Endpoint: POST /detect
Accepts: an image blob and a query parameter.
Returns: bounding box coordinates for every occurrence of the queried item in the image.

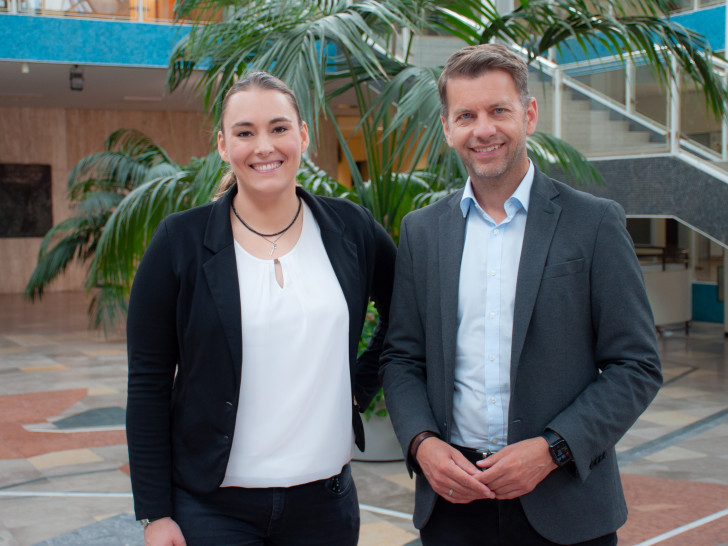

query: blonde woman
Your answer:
[126,72,396,545]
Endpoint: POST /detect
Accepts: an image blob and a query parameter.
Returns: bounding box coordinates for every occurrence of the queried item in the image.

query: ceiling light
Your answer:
[69,65,84,91]
[21,63,29,74]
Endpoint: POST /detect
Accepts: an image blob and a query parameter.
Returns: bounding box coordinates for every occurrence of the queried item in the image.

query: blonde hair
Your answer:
[214,72,303,200]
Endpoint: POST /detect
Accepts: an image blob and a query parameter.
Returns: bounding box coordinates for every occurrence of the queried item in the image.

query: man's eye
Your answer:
[459,113,472,120]
[494,108,506,115]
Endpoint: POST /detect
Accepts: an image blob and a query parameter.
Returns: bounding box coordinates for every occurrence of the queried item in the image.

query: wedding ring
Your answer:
[448,488,454,497]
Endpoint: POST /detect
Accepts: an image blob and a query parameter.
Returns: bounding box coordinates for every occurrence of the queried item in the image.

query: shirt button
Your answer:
[493,229,500,236]
[489,312,496,319]
[489,269,496,276]
[490,397,497,404]
[488,354,495,361]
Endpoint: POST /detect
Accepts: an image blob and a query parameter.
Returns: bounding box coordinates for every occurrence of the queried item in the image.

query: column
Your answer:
[723,249,727,337]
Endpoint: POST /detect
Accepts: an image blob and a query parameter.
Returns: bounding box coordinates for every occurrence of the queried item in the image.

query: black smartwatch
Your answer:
[542,430,572,466]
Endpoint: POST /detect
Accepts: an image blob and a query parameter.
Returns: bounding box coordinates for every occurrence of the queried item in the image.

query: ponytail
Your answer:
[213,169,236,201]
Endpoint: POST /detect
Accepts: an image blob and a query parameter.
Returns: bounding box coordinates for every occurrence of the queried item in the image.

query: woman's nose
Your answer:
[255,134,274,155]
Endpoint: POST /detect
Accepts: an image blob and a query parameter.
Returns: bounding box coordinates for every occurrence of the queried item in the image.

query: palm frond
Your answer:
[298,157,353,199]
[68,129,178,198]
[87,152,224,307]
[527,132,602,185]
[168,0,424,134]
[438,0,728,119]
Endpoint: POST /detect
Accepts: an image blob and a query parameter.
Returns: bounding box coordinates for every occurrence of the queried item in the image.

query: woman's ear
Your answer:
[300,121,310,155]
[217,131,229,162]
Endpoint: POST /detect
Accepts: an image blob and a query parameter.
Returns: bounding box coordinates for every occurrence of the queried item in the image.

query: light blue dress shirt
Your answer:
[450,162,534,453]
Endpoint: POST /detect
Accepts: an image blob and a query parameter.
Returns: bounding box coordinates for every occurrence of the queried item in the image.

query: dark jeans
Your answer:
[420,496,618,546]
[173,464,359,546]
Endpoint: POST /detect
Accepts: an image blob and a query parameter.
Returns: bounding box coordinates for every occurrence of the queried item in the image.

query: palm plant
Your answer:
[168,0,728,239]
[28,0,728,331]
[25,129,226,331]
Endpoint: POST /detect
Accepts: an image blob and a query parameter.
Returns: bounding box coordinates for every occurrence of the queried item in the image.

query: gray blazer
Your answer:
[380,170,662,544]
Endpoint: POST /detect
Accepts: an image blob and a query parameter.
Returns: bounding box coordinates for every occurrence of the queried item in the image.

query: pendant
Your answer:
[269,243,277,256]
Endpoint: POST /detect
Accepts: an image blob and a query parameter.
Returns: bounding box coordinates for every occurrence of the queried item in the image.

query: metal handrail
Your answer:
[635,245,689,271]
[515,44,728,168]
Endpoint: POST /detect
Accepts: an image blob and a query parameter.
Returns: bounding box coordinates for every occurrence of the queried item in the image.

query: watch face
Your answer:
[551,439,571,465]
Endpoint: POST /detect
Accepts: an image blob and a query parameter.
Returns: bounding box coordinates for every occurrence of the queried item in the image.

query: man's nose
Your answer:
[472,116,496,139]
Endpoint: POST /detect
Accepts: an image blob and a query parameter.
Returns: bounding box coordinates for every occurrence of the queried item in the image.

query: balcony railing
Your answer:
[0,0,216,22]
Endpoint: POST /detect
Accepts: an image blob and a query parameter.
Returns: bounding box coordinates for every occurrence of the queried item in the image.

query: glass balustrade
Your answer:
[0,0,217,22]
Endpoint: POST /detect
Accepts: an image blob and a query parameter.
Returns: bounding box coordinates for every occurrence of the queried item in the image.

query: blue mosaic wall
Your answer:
[554,5,725,65]
[0,14,190,67]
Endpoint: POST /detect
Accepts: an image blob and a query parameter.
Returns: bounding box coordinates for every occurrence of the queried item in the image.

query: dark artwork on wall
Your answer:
[0,164,53,238]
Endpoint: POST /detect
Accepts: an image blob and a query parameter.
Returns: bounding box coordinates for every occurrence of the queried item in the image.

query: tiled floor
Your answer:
[0,292,726,545]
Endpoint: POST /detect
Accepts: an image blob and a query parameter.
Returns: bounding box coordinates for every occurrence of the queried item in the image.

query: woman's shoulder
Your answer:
[304,192,375,226]
[159,200,217,231]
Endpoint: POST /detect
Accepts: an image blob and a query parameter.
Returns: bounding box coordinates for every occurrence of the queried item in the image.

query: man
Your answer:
[380,44,662,545]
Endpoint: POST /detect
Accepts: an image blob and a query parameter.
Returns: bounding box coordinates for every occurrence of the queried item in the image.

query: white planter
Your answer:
[354,414,403,462]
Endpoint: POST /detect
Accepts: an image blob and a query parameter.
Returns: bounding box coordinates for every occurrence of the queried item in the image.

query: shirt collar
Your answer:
[459,160,534,218]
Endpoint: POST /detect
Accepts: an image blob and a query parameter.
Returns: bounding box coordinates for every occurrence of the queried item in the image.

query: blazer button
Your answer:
[223,435,230,441]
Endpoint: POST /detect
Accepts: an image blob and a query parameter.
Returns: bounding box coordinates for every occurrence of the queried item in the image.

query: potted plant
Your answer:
[353,303,403,462]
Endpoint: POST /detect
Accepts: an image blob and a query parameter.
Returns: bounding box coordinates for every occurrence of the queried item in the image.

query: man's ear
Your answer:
[441,115,454,148]
[525,97,538,136]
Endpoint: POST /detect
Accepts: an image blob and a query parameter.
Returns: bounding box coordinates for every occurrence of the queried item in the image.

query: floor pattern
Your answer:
[0,292,726,545]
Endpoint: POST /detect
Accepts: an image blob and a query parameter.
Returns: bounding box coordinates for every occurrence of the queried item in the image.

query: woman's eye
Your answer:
[236,131,252,138]
[273,126,289,134]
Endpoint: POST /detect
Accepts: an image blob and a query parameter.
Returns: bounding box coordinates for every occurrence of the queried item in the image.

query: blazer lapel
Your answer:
[510,172,561,381]
[202,187,243,386]
[438,191,466,407]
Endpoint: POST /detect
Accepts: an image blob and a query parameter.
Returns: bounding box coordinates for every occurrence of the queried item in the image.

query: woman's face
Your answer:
[218,88,309,199]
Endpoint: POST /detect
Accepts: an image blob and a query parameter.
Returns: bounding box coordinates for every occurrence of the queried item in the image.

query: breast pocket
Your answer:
[542,258,584,279]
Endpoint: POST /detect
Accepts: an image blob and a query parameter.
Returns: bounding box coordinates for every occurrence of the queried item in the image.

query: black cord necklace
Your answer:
[231,196,302,256]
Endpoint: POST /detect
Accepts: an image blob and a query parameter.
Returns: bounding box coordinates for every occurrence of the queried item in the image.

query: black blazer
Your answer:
[126,185,396,520]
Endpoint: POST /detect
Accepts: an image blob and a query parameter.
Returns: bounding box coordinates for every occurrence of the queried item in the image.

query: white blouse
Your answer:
[222,202,353,488]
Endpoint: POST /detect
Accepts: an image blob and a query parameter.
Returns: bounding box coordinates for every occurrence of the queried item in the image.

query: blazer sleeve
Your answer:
[546,201,662,480]
[125,219,180,520]
[380,216,441,468]
[354,212,397,411]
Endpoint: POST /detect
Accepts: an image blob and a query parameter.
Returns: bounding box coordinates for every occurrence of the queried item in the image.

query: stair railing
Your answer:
[517,45,728,168]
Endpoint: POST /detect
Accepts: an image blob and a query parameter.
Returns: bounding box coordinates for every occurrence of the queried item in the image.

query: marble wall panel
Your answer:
[0,106,211,294]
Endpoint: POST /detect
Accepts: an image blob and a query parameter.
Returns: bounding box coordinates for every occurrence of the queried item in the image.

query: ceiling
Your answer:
[0,60,205,112]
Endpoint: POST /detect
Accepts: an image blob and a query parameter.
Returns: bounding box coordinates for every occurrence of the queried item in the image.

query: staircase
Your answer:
[525,71,728,248]
[529,74,667,157]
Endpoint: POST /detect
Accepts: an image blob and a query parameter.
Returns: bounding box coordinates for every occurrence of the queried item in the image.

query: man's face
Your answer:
[441,69,537,189]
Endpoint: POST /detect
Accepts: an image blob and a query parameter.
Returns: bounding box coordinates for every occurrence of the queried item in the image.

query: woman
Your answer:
[126,72,396,545]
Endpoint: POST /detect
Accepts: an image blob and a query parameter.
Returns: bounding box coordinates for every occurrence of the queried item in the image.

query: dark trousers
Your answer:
[173,464,359,546]
[420,496,618,546]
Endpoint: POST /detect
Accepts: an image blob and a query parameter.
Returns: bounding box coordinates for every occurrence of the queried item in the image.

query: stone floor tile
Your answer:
[359,520,418,546]
[1,293,727,545]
